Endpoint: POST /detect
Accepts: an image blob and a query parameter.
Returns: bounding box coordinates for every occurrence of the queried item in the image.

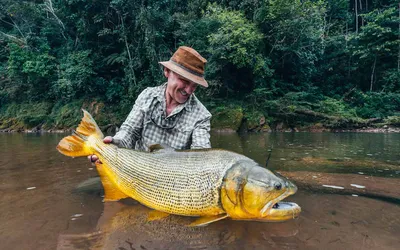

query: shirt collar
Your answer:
[155,82,194,113]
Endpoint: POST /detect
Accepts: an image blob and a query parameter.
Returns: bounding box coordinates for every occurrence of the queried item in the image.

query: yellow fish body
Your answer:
[57,110,301,226]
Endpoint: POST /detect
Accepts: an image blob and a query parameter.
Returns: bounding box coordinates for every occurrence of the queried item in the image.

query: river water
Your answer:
[0,132,399,250]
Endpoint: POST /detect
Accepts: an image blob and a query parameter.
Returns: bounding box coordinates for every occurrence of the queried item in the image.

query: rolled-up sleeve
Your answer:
[112,89,150,148]
[191,115,211,149]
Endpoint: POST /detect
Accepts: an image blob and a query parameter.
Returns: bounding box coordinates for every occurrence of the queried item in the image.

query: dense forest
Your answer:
[0,0,399,132]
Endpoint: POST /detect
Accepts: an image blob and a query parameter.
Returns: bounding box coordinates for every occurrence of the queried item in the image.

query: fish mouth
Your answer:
[260,185,300,220]
[270,201,300,213]
[260,188,292,215]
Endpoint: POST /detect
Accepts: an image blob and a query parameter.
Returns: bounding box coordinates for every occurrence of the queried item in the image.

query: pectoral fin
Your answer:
[189,214,229,227]
[96,163,128,201]
[147,210,171,221]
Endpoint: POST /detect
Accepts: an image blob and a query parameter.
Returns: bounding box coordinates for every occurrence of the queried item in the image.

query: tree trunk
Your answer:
[398,3,400,73]
[360,0,364,27]
[345,20,348,48]
[118,13,137,86]
[355,0,358,34]
[44,0,66,40]
[370,56,376,92]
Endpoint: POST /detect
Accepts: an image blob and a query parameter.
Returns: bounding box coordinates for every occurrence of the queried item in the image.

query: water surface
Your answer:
[0,132,399,249]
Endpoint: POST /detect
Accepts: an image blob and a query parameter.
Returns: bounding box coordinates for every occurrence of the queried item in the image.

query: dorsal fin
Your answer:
[148,144,164,152]
[148,144,175,153]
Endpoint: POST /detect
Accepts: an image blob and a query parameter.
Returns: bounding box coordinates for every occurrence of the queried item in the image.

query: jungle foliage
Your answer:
[0,0,399,129]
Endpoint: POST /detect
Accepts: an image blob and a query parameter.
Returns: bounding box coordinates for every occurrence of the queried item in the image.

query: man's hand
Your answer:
[87,136,113,164]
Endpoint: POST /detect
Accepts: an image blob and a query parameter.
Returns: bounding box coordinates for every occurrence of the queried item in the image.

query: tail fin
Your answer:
[56,109,104,157]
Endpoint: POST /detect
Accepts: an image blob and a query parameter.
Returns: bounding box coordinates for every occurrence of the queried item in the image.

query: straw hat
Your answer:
[159,46,208,88]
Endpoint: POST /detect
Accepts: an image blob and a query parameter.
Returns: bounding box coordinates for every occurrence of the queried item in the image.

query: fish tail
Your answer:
[56,109,104,157]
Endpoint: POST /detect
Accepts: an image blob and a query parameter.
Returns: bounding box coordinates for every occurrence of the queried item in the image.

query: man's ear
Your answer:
[163,68,170,78]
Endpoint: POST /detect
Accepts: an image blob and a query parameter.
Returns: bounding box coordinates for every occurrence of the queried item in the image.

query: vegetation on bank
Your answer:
[0,0,399,132]
[1,97,400,133]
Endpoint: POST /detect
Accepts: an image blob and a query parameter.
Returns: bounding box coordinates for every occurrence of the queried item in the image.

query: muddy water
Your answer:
[0,132,399,250]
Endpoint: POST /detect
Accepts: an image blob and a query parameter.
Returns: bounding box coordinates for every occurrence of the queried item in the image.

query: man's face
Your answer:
[165,69,197,104]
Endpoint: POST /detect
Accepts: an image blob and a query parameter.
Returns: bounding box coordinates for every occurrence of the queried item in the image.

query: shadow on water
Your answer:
[57,199,304,250]
[58,181,400,250]
[1,132,400,249]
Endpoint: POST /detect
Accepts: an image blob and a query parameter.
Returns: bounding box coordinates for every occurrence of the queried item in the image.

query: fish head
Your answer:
[221,160,301,222]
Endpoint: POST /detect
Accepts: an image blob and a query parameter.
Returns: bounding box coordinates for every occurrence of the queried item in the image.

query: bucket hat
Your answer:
[159,46,208,87]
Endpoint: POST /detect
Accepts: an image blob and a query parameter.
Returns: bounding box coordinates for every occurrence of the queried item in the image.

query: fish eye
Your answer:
[274,183,282,190]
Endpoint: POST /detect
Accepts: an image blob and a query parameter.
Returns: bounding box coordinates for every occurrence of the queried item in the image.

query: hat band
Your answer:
[170,59,204,78]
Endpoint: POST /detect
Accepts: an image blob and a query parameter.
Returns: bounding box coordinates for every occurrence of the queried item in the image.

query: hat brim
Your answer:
[159,61,208,88]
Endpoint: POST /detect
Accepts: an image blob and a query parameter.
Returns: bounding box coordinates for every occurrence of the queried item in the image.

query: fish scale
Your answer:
[94,138,249,215]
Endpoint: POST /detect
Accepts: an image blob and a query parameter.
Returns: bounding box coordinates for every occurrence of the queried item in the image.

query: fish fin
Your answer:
[188,214,229,227]
[148,144,164,152]
[56,109,104,157]
[148,143,174,152]
[56,133,91,157]
[77,109,104,139]
[74,177,102,193]
[147,210,171,221]
[97,163,128,201]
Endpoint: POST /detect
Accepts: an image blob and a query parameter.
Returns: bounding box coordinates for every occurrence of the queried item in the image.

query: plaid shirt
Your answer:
[113,83,212,150]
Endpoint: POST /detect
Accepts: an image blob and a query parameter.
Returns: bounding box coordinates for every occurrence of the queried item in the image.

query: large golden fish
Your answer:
[57,110,301,226]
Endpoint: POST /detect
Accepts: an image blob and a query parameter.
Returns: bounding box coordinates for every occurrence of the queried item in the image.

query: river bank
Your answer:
[1,100,399,134]
[1,125,400,134]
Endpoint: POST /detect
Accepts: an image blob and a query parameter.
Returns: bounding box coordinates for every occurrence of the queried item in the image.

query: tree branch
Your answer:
[0,31,26,46]
[44,0,66,40]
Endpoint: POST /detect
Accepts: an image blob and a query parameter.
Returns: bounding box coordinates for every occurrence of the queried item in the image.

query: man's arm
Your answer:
[190,116,211,149]
[112,89,150,148]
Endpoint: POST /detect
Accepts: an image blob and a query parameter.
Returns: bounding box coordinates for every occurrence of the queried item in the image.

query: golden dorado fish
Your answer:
[57,110,301,226]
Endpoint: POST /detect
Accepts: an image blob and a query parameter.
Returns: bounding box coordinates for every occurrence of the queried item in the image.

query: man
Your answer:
[89,46,211,163]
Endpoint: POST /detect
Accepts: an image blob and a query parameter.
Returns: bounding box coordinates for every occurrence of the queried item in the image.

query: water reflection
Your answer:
[58,199,303,250]
[211,132,400,175]
[0,133,399,249]
[56,190,400,250]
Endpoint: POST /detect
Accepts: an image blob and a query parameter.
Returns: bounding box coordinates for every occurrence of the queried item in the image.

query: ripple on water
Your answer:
[322,185,345,189]
[350,184,366,189]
